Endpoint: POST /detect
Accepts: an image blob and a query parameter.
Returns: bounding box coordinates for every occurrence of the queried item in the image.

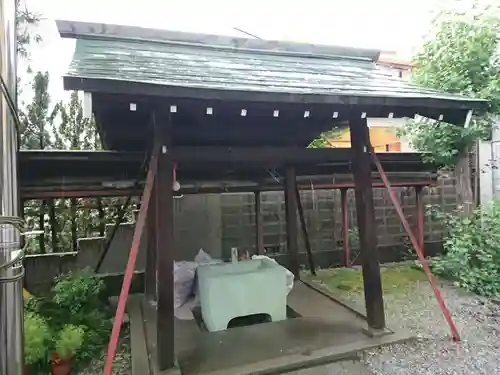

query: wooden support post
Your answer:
[70,197,77,252]
[415,186,425,255]
[349,117,386,331]
[39,199,46,253]
[145,179,158,302]
[340,188,350,267]
[156,133,175,371]
[97,198,105,236]
[255,191,264,255]
[295,184,316,275]
[284,167,300,280]
[48,198,58,252]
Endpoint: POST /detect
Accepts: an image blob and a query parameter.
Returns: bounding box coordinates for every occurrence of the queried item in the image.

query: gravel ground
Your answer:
[78,277,500,375]
[353,280,500,375]
[77,326,131,375]
[284,271,500,375]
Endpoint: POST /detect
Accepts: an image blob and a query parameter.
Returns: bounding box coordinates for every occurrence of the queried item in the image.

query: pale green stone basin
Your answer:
[197,258,288,332]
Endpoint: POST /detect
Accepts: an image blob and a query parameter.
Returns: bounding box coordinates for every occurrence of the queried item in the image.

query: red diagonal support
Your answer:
[371,152,460,342]
[103,147,159,375]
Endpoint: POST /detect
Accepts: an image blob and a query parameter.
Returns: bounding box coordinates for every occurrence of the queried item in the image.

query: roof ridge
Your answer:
[57,20,381,62]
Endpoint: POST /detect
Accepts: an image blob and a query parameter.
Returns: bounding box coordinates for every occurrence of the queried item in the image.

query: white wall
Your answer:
[479,118,500,204]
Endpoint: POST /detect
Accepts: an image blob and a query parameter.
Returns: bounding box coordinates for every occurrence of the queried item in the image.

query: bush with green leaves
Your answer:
[24,312,50,365]
[55,324,85,360]
[52,268,105,315]
[52,269,112,365]
[430,200,500,296]
[24,269,113,373]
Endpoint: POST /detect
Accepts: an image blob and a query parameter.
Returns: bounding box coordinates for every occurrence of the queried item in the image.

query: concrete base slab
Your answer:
[361,327,391,338]
[286,359,374,375]
[157,368,183,375]
[129,282,415,375]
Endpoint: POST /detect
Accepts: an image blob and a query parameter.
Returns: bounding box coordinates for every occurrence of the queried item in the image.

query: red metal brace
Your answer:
[371,151,460,342]
[103,146,159,375]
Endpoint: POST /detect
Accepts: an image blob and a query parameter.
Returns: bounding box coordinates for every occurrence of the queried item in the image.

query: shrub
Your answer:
[24,294,40,313]
[50,269,112,365]
[55,324,85,360]
[52,268,105,315]
[430,200,500,296]
[24,312,50,364]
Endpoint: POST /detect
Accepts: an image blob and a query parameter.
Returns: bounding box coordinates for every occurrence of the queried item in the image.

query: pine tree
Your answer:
[19,71,56,150]
[54,92,97,150]
[16,0,41,59]
[18,71,59,253]
[53,91,102,251]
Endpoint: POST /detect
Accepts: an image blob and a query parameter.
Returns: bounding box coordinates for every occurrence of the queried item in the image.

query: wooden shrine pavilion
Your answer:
[22,20,487,375]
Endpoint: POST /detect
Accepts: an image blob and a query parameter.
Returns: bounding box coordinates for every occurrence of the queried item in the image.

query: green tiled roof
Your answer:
[59,21,486,111]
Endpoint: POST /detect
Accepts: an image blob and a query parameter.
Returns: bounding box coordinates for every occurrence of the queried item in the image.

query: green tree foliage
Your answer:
[19,72,57,149]
[52,91,108,253]
[19,71,136,254]
[54,92,97,150]
[19,72,109,254]
[15,5,123,254]
[19,72,57,253]
[430,201,500,296]
[400,4,500,212]
[16,0,41,59]
[402,15,500,166]
[307,126,344,148]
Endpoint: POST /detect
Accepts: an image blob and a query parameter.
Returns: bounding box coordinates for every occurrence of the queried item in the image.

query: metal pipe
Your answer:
[0,1,24,374]
[103,145,159,375]
[371,151,460,341]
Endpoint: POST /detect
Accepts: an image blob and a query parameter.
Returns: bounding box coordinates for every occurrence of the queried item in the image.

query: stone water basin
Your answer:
[197,258,288,332]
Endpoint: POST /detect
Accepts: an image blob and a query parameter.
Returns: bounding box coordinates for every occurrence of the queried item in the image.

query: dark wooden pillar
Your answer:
[284,167,300,279]
[48,198,58,252]
[38,200,46,253]
[415,186,425,255]
[296,185,316,275]
[156,139,175,370]
[340,188,350,267]
[255,191,264,255]
[349,117,385,331]
[145,179,158,302]
[97,198,105,237]
[70,198,77,252]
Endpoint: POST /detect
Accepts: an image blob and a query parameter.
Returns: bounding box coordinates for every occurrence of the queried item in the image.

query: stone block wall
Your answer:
[24,175,456,292]
[218,175,456,262]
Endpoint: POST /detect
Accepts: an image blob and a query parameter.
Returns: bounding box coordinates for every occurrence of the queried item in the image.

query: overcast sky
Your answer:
[21,0,443,102]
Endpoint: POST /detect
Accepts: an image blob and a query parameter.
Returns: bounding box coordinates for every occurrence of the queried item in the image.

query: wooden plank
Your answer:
[172,146,353,166]
[349,117,385,331]
[156,125,175,370]
[295,185,316,275]
[284,167,300,279]
[128,296,151,375]
[48,198,58,252]
[415,186,425,255]
[20,177,436,199]
[17,148,431,165]
[341,188,350,267]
